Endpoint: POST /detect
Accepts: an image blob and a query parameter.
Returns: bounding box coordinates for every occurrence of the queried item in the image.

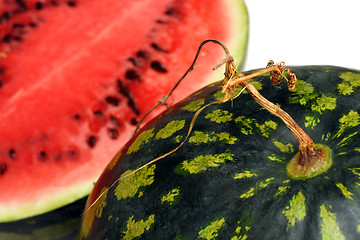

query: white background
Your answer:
[242,0,360,70]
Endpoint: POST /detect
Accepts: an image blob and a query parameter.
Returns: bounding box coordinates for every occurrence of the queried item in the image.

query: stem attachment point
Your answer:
[286,144,332,180]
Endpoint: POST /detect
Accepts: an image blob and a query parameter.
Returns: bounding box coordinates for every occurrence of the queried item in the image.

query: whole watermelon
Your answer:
[80,65,360,239]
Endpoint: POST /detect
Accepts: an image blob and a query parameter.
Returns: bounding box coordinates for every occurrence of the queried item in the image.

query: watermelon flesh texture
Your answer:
[0,0,248,221]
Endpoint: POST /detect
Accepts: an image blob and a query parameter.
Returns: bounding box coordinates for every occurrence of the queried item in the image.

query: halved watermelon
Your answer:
[0,198,86,239]
[0,0,248,221]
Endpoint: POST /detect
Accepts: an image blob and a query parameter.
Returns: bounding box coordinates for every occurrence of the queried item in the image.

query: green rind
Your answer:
[0,181,93,223]
[0,198,86,240]
[225,0,248,67]
[81,66,360,239]
[189,0,248,90]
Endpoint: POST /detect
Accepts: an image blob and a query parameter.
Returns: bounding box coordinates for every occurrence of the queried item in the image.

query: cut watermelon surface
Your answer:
[0,0,248,221]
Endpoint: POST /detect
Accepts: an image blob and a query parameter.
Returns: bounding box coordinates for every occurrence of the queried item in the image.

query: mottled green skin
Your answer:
[80,66,360,240]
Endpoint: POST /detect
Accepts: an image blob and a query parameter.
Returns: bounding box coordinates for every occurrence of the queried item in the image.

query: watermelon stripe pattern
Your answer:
[80,66,360,239]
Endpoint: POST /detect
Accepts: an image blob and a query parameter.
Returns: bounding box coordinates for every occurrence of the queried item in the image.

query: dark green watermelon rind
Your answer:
[82,66,360,239]
[0,197,87,240]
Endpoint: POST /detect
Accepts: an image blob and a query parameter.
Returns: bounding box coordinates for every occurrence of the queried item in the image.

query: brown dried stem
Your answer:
[219,50,316,166]
[239,81,316,165]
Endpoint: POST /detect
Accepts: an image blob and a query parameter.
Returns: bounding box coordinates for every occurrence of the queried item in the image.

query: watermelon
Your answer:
[0,198,86,240]
[0,0,248,222]
[79,62,360,239]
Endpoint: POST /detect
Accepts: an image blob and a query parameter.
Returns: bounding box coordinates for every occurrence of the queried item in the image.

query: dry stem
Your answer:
[85,40,321,214]
[219,51,316,165]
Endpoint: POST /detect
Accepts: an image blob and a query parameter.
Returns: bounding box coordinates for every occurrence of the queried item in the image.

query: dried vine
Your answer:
[85,39,315,213]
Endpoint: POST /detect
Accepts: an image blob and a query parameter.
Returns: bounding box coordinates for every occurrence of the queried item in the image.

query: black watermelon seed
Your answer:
[29,22,38,28]
[0,12,11,22]
[136,50,149,59]
[13,36,22,42]
[117,80,139,114]
[68,150,78,159]
[156,19,167,24]
[3,34,12,43]
[87,136,97,148]
[73,114,81,120]
[117,80,131,98]
[110,116,120,126]
[0,81,3,88]
[0,68,4,75]
[0,164,7,175]
[35,2,44,10]
[105,96,120,106]
[69,150,77,157]
[9,149,16,159]
[150,61,167,73]
[165,7,179,18]
[39,151,47,160]
[13,23,25,29]
[94,111,104,118]
[108,128,119,139]
[128,100,140,115]
[125,69,141,81]
[128,57,140,67]
[130,118,139,126]
[151,43,168,53]
[16,0,28,12]
[67,1,76,7]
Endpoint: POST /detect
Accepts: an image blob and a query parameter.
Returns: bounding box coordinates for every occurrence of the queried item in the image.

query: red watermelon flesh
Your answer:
[0,0,248,221]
